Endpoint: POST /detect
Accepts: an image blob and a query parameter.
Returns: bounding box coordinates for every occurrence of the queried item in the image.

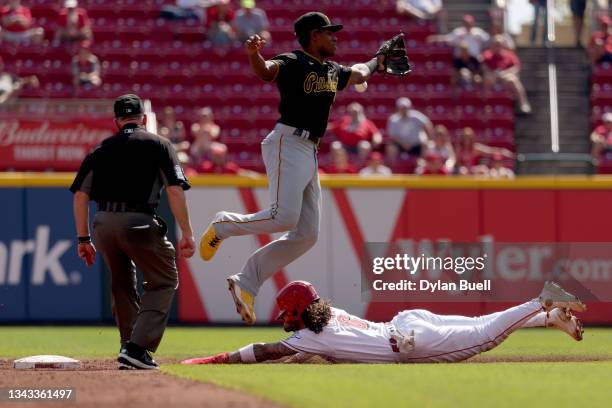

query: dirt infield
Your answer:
[0,359,282,408]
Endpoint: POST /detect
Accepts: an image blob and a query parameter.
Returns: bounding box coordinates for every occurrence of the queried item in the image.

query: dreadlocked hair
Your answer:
[301,299,332,334]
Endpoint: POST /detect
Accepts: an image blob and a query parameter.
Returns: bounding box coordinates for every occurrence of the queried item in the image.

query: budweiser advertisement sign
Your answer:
[0,119,114,171]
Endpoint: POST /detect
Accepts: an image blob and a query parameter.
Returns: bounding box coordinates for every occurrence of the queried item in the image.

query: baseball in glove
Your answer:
[374,33,412,76]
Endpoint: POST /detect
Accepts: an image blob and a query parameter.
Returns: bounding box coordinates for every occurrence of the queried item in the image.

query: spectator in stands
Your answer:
[0,56,39,104]
[415,151,450,175]
[529,0,548,46]
[482,35,531,114]
[329,102,382,155]
[385,97,434,163]
[198,142,239,174]
[0,0,44,44]
[487,18,515,50]
[159,106,190,154]
[591,112,612,159]
[396,0,445,31]
[160,0,207,21]
[206,0,235,46]
[487,152,515,179]
[54,0,92,47]
[455,127,513,175]
[452,41,483,88]
[323,141,358,174]
[233,0,270,43]
[588,16,612,65]
[198,141,258,176]
[359,152,392,176]
[72,43,101,91]
[589,36,612,64]
[420,124,455,173]
[570,0,587,48]
[427,14,489,58]
[178,151,199,178]
[190,106,220,162]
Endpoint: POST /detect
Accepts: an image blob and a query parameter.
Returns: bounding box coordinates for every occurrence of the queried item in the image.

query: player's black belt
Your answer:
[97,201,156,215]
[278,122,321,145]
[292,128,321,145]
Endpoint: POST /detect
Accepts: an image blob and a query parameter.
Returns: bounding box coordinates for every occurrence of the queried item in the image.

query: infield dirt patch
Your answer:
[0,359,282,408]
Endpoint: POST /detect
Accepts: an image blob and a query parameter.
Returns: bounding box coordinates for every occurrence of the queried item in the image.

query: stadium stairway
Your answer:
[515,47,592,174]
[444,0,491,31]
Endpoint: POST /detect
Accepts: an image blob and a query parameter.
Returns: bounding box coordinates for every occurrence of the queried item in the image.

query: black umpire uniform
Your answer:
[70,94,190,369]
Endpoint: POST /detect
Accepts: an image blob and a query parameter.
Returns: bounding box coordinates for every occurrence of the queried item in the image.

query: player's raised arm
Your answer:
[347,56,385,86]
[181,342,297,365]
[347,34,411,86]
[245,34,279,82]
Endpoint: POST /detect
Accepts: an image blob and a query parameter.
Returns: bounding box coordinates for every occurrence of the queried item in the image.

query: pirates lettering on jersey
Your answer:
[271,50,352,139]
[303,72,338,94]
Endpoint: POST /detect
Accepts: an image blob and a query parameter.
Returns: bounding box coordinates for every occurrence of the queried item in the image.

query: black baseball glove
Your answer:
[374,34,412,76]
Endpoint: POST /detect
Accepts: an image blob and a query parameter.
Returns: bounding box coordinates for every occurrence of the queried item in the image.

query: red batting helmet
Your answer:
[275,281,319,320]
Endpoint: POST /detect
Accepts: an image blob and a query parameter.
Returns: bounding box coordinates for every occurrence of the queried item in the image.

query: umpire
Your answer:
[70,94,196,370]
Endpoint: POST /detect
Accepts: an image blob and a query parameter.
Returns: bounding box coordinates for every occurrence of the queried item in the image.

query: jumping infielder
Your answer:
[182,281,585,364]
[199,12,395,324]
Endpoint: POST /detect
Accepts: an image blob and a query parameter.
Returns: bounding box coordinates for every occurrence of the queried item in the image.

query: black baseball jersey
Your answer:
[271,50,352,139]
[70,124,190,206]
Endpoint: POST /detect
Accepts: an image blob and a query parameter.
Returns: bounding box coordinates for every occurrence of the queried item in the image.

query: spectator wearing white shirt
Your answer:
[385,97,434,163]
[427,14,489,58]
[359,152,392,176]
[233,0,270,43]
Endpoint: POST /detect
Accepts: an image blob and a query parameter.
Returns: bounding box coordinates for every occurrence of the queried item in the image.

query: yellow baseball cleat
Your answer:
[227,277,256,325]
[199,223,223,261]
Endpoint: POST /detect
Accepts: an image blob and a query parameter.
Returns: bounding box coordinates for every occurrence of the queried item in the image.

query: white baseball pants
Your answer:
[391,300,545,363]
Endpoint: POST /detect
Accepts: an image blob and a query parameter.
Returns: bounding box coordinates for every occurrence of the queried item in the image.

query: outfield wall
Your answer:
[1,174,612,324]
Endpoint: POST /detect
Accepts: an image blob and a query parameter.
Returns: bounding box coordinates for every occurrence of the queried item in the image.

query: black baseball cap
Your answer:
[294,12,343,38]
[113,94,144,118]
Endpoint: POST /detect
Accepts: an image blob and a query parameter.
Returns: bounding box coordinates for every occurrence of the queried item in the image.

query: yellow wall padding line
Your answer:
[3,173,612,189]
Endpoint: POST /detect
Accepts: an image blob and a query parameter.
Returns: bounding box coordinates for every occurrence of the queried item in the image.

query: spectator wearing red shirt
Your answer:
[588,16,612,65]
[455,127,513,175]
[591,112,612,159]
[190,106,220,162]
[323,141,358,174]
[0,0,44,44]
[329,102,382,155]
[198,142,258,176]
[54,0,93,46]
[206,0,235,46]
[416,151,450,175]
[482,35,531,114]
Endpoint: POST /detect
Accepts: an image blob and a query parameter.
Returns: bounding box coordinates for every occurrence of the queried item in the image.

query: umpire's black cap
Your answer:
[294,12,343,38]
[114,94,144,118]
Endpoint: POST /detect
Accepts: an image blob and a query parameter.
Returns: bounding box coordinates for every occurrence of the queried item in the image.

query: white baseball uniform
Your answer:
[281,302,546,363]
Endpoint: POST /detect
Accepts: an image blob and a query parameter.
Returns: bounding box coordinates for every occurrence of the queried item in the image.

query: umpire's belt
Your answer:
[277,122,321,146]
[97,201,156,215]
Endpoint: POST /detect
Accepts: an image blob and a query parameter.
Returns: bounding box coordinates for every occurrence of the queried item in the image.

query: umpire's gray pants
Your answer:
[213,123,321,296]
[93,212,178,352]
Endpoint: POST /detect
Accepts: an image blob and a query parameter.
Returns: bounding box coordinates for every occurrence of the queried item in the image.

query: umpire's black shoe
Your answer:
[118,342,159,370]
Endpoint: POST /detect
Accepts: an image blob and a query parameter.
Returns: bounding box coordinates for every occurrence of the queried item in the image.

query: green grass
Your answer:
[2,326,612,407]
